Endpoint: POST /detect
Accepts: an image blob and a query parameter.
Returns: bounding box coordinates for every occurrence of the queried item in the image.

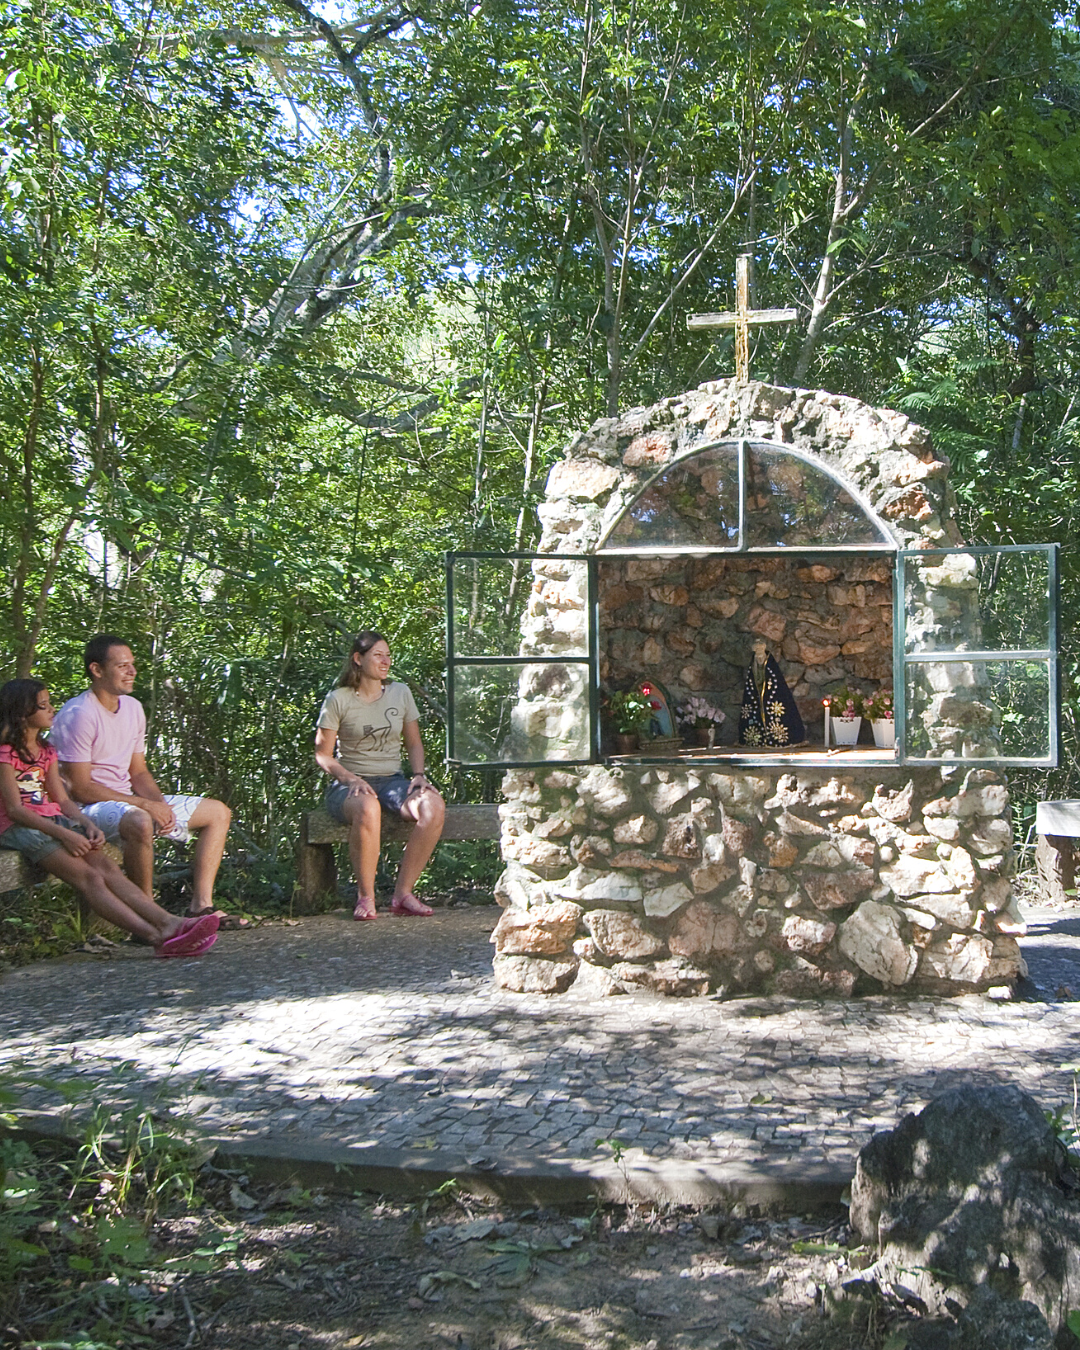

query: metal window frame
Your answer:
[446,551,600,769]
[445,512,1060,773]
[597,437,895,555]
[894,544,1059,768]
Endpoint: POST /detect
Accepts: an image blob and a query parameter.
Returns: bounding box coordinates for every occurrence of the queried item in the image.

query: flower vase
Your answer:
[615,732,639,754]
[832,715,861,746]
[872,719,895,749]
[694,727,716,747]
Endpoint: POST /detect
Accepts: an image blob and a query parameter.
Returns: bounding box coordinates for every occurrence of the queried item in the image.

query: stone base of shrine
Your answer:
[491,764,1024,998]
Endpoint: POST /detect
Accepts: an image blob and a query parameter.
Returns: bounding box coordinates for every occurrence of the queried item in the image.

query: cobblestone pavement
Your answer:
[1,903,1077,1183]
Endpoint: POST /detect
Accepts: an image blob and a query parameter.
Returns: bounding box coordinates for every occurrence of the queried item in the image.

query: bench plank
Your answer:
[294,803,501,912]
[0,848,43,894]
[304,803,500,846]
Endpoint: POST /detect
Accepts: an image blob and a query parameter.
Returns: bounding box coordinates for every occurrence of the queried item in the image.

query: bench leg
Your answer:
[294,818,338,915]
[1036,833,1075,906]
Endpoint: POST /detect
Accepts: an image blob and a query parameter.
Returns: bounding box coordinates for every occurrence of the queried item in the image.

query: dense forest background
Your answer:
[2,0,1079,901]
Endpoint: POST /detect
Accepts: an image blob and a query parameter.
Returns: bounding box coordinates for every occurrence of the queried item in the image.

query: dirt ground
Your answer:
[107,1175,908,1350]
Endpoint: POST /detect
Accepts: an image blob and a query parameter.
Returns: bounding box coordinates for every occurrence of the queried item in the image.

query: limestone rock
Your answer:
[721,815,756,855]
[643,880,694,918]
[613,814,659,845]
[553,867,644,905]
[802,841,844,869]
[879,854,955,897]
[690,860,736,894]
[623,428,677,467]
[968,818,1013,855]
[648,780,691,814]
[572,836,612,869]
[493,863,542,909]
[578,766,636,818]
[919,933,993,985]
[838,901,918,986]
[849,1085,1080,1336]
[987,935,1025,981]
[585,909,666,960]
[661,815,700,859]
[493,953,578,993]
[668,901,740,959]
[904,890,977,930]
[546,459,621,501]
[776,810,829,839]
[611,959,711,996]
[774,959,856,998]
[872,781,914,823]
[708,772,768,817]
[572,961,625,996]
[805,867,875,911]
[765,833,799,868]
[506,835,573,873]
[610,849,680,873]
[782,915,837,956]
[944,846,979,891]
[490,900,583,955]
[924,816,962,843]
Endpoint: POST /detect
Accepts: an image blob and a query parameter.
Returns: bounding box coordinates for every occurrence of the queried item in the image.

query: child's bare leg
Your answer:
[84,851,183,932]
[43,851,180,945]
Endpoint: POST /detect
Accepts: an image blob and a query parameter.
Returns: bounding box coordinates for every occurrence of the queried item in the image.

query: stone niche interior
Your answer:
[598,553,893,744]
[490,380,1024,1000]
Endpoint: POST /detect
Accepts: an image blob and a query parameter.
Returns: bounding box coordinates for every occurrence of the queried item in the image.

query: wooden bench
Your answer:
[294,803,502,913]
[0,849,45,895]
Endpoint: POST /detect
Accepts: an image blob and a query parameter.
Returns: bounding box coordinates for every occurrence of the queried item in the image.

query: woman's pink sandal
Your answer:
[390,893,433,917]
[353,897,378,921]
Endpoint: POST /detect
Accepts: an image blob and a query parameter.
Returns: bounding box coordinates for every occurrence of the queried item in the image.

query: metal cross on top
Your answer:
[687,254,797,384]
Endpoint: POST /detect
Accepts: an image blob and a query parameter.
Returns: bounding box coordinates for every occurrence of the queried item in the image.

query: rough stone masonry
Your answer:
[490,380,1025,998]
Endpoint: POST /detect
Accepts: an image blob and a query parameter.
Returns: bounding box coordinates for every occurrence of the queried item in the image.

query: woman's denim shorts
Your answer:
[325,774,413,823]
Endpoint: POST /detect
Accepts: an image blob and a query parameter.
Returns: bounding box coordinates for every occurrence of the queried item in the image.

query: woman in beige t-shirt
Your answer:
[315,631,445,919]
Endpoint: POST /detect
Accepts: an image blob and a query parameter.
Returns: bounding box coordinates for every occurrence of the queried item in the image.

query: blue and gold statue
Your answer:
[739,640,806,747]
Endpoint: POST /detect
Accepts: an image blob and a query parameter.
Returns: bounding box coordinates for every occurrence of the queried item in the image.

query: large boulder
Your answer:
[848,1085,1080,1338]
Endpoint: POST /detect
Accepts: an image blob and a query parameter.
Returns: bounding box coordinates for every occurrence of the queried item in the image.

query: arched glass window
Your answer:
[601,439,893,553]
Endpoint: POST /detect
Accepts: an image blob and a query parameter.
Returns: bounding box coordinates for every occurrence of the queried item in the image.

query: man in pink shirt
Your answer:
[52,634,234,922]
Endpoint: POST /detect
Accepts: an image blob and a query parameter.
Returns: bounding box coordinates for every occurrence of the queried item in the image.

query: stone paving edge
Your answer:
[4,1110,850,1211]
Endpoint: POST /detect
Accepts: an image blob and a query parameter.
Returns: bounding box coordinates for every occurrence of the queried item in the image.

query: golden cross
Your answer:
[687,254,797,383]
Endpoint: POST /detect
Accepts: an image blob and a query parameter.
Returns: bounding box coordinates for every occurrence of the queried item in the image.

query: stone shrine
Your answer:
[487,380,1029,997]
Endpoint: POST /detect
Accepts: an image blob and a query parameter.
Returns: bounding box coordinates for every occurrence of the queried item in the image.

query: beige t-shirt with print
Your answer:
[316,682,420,777]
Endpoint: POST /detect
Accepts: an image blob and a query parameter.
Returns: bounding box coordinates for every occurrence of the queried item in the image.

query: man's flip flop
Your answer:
[390,894,433,917]
[156,912,219,958]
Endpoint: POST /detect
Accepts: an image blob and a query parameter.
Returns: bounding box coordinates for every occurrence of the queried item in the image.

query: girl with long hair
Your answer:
[0,679,218,957]
[314,631,445,919]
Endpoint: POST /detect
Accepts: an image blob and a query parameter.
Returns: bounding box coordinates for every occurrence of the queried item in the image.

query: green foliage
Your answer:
[0,1067,230,1345]
[606,690,651,734]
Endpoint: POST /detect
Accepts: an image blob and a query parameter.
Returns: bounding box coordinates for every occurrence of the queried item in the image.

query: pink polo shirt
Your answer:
[51,689,146,796]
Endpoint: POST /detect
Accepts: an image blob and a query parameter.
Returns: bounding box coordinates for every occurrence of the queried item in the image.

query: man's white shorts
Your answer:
[81,795,204,844]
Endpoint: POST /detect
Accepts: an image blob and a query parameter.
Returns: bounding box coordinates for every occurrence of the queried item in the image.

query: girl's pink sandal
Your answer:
[155,912,219,958]
[390,893,433,917]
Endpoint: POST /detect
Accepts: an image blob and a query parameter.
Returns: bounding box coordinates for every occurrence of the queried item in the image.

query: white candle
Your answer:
[823,699,830,748]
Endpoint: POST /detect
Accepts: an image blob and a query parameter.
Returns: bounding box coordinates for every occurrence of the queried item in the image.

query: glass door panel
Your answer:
[446,553,597,768]
[897,545,1058,767]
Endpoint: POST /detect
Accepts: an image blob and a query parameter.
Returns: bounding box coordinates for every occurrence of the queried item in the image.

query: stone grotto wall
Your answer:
[491,379,1022,996]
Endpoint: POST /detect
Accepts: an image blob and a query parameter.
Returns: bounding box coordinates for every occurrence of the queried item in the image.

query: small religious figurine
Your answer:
[738,640,806,747]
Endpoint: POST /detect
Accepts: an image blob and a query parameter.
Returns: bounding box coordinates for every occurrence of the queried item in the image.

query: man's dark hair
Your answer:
[84,633,128,679]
